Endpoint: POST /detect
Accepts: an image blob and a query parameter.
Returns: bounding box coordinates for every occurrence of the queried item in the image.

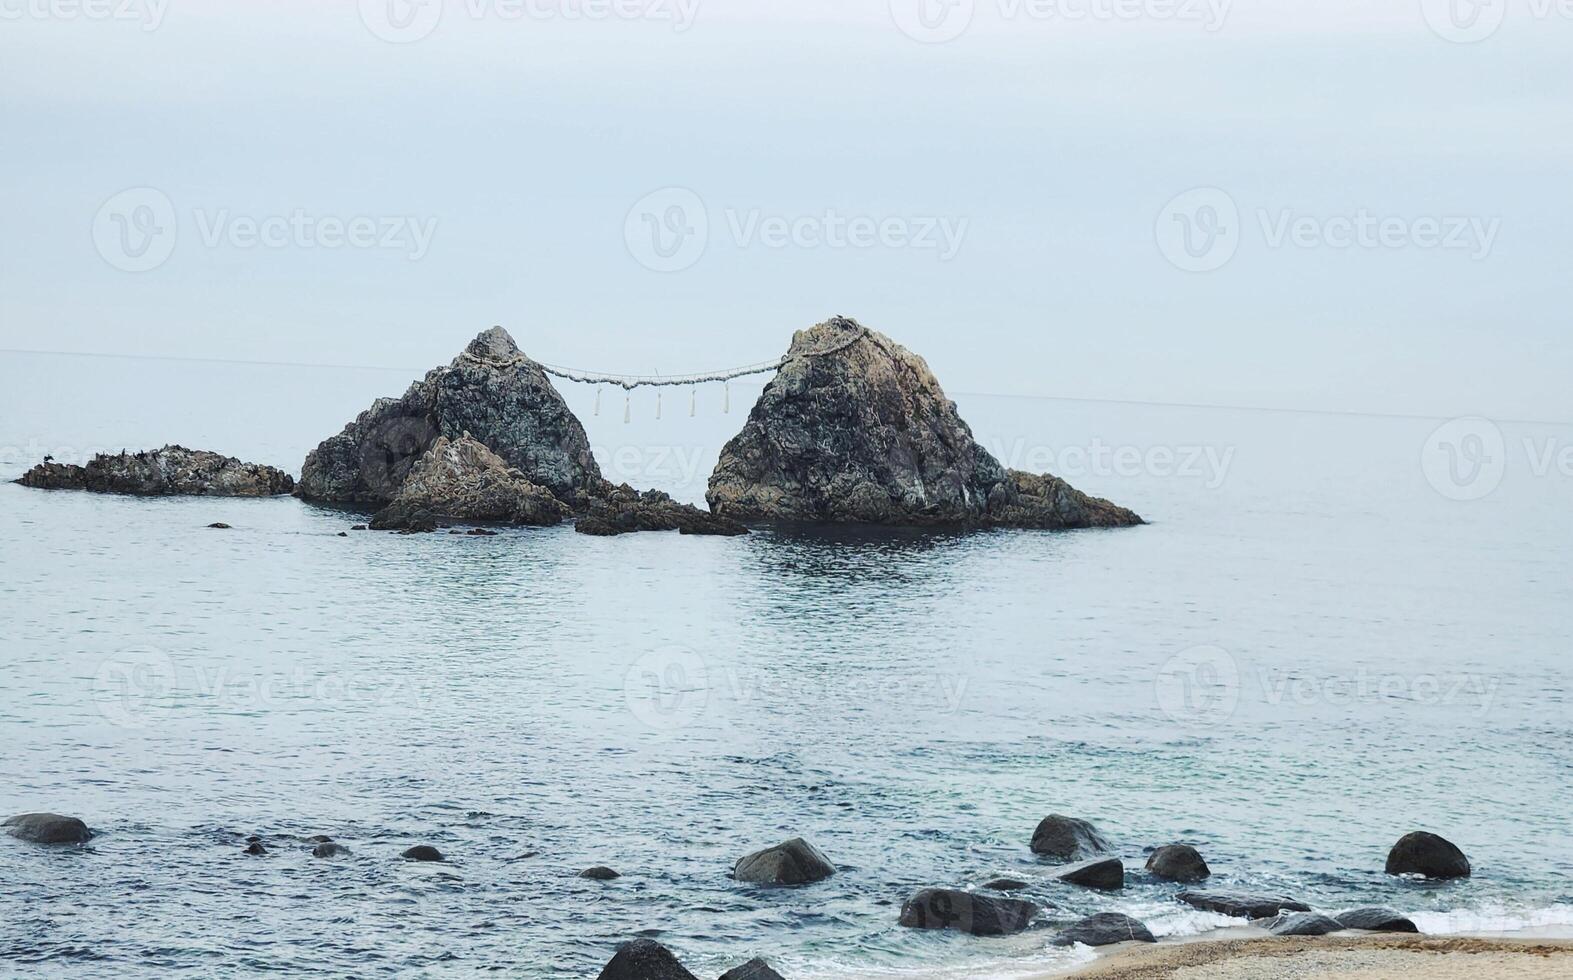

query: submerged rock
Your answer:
[15,447,293,497]
[1386,831,1471,879]
[1178,890,1311,918]
[1145,843,1211,882]
[718,958,786,980]
[299,327,601,507]
[897,888,1038,936]
[579,866,621,880]
[312,842,351,858]
[1265,912,1345,936]
[367,433,572,531]
[1050,912,1156,947]
[596,939,699,980]
[575,485,748,537]
[1051,857,1124,891]
[402,845,445,862]
[3,812,93,844]
[243,841,267,856]
[1336,907,1419,933]
[706,317,1141,529]
[1030,814,1112,862]
[732,838,835,886]
[982,877,1029,891]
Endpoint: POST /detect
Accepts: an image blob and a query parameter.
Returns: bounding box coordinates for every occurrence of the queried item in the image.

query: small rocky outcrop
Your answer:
[575,485,748,537]
[1336,908,1419,933]
[1050,912,1156,947]
[243,841,267,856]
[1051,857,1124,891]
[1386,831,1471,879]
[402,844,445,862]
[597,939,698,980]
[718,958,785,980]
[897,888,1038,936]
[368,433,571,531]
[299,327,602,507]
[15,447,293,497]
[1030,814,1112,862]
[982,877,1028,891]
[3,812,93,844]
[1265,912,1345,937]
[706,318,1142,529]
[1178,890,1311,918]
[1145,844,1210,882]
[732,838,835,886]
[579,866,621,880]
[312,843,351,858]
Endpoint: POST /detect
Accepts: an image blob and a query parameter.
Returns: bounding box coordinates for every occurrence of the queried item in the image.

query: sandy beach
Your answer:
[1050,935,1573,980]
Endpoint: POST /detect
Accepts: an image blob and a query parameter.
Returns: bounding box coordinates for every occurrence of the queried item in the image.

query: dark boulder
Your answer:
[16,446,293,497]
[575,485,747,537]
[312,843,351,858]
[706,317,1141,529]
[1386,832,1471,880]
[368,433,572,531]
[732,838,835,886]
[982,877,1029,891]
[897,888,1038,936]
[1265,912,1345,937]
[1336,908,1419,933]
[1030,814,1112,862]
[1051,857,1124,891]
[3,812,93,844]
[402,845,445,862]
[208,522,232,529]
[1145,844,1210,882]
[1050,912,1157,947]
[299,326,602,508]
[718,958,785,980]
[244,841,267,856]
[596,939,699,980]
[580,866,621,880]
[1178,890,1311,918]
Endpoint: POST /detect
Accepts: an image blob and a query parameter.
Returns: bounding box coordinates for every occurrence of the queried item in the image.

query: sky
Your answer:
[0,0,1569,423]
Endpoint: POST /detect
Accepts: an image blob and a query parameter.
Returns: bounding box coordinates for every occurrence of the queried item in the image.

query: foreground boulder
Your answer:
[1178,890,1311,918]
[1051,857,1124,891]
[1265,912,1345,937]
[732,838,835,886]
[575,485,748,537]
[16,447,293,497]
[1386,831,1471,879]
[597,939,698,980]
[299,327,601,507]
[1030,814,1112,862]
[898,888,1038,936]
[1145,843,1210,882]
[1336,908,1419,933]
[1051,912,1156,947]
[368,433,571,531]
[3,812,92,844]
[718,958,785,980]
[706,317,1142,529]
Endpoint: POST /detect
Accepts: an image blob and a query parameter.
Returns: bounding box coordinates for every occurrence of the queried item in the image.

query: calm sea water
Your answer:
[2,352,1570,978]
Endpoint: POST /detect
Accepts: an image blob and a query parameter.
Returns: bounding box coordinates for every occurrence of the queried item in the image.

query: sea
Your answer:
[1,349,1570,978]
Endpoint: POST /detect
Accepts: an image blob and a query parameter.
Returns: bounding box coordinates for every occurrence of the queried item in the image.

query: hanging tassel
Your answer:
[656,390,662,420]
[723,383,730,414]
[593,387,601,417]
[624,393,631,423]
[689,386,696,417]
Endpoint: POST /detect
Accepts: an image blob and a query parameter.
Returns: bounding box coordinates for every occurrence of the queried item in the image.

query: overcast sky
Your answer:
[1,0,1568,421]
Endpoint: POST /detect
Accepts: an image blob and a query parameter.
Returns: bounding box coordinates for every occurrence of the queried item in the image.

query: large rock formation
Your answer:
[15,447,293,497]
[368,433,571,531]
[299,327,602,507]
[575,485,747,537]
[706,317,1142,529]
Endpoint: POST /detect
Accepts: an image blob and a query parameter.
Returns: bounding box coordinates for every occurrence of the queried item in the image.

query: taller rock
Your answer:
[298,327,602,507]
[706,317,1141,528]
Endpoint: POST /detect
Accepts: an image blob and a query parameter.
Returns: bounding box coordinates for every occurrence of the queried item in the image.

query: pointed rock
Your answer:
[732,838,835,886]
[1051,857,1124,891]
[368,433,571,531]
[718,958,785,980]
[597,939,698,980]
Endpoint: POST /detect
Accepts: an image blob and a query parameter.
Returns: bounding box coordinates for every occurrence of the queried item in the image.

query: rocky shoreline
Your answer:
[11,319,1142,537]
[6,808,1495,978]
